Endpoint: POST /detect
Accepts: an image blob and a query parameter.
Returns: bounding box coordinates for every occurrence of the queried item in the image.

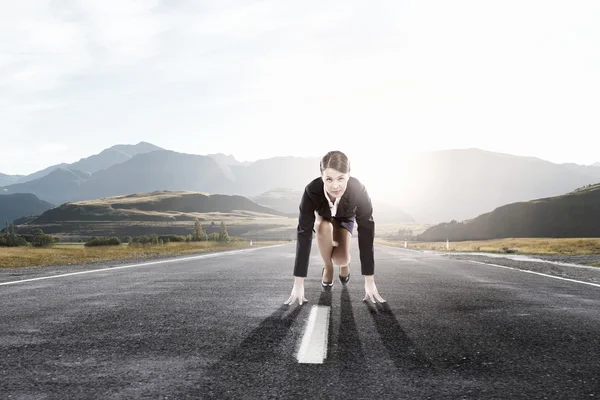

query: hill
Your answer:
[417,183,600,241]
[33,190,286,223]
[384,148,600,223]
[15,190,295,240]
[0,193,55,226]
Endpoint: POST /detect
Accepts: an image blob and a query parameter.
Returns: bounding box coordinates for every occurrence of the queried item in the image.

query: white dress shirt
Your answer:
[324,184,339,217]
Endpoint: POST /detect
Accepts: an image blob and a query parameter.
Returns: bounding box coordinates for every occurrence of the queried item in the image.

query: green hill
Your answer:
[417,183,600,241]
[14,190,296,240]
[33,190,286,223]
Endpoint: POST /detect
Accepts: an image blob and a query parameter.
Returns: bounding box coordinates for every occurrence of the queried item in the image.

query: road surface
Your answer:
[1,242,599,399]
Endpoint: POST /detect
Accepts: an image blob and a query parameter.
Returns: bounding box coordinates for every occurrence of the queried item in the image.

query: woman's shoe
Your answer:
[322,267,334,287]
[339,264,350,284]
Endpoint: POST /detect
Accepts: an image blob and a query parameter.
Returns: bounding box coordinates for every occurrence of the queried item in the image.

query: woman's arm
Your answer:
[293,186,316,277]
[355,180,375,276]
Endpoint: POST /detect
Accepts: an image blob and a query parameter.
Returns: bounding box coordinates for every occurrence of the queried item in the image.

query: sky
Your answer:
[1,0,599,176]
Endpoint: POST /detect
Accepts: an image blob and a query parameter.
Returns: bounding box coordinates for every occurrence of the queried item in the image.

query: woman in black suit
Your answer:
[284,150,386,306]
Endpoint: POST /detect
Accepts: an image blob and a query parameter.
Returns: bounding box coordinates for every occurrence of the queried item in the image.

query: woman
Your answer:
[284,150,386,306]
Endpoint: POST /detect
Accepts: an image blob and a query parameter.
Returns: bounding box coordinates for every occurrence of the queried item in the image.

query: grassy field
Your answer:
[375,237,600,255]
[0,240,288,269]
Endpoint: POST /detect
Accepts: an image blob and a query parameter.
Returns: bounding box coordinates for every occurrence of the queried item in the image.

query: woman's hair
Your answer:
[320,150,351,174]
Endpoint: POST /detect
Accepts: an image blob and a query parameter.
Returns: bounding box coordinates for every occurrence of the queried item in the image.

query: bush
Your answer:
[19,234,34,243]
[84,236,122,247]
[0,234,29,247]
[129,234,161,246]
[32,233,57,248]
[207,232,220,241]
[158,235,186,243]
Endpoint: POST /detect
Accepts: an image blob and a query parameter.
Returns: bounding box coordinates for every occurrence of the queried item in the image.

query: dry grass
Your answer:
[0,240,287,269]
[375,237,600,255]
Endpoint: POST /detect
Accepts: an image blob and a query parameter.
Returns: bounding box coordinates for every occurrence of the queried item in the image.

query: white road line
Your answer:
[469,260,600,288]
[0,244,289,286]
[297,305,330,364]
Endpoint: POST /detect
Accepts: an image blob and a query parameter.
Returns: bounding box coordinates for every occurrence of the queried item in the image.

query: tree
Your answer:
[194,218,207,241]
[218,221,230,243]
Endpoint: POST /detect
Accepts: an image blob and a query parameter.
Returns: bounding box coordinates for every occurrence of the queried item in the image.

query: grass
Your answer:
[375,237,600,255]
[0,240,287,269]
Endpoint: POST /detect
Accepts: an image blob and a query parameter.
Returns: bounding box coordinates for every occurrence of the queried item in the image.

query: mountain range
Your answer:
[417,182,600,241]
[2,142,600,225]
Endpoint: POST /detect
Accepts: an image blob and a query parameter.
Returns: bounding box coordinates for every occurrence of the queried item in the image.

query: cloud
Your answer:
[1,0,600,174]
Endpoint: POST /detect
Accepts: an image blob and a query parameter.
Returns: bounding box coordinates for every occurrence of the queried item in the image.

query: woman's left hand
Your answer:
[363,275,386,303]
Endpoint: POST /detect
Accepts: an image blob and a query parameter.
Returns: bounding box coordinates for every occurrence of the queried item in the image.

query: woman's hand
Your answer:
[284,277,308,305]
[363,275,386,303]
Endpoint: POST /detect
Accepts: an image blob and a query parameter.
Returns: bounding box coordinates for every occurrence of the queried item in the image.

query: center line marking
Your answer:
[297,305,330,364]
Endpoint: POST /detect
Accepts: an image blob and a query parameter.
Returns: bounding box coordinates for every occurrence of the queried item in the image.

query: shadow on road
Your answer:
[337,285,366,366]
[364,301,433,372]
[220,304,303,363]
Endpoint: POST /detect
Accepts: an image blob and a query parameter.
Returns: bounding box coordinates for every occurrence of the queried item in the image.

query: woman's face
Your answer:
[321,167,349,199]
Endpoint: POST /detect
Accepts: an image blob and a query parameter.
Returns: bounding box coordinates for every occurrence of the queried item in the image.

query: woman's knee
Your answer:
[331,250,351,266]
[316,220,333,236]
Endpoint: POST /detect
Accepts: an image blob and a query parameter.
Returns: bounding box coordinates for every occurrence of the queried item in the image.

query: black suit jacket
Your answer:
[293,176,375,277]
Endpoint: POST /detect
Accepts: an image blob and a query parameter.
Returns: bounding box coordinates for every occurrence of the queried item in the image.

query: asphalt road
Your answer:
[1,242,599,399]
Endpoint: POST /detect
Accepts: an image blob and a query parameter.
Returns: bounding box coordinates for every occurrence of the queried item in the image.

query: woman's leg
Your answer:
[315,214,335,283]
[331,219,351,277]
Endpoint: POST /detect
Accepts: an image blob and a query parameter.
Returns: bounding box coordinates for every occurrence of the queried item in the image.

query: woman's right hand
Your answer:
[284,277,308,305]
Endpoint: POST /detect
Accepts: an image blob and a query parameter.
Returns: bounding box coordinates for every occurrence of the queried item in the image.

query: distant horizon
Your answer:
[1,142,599,177]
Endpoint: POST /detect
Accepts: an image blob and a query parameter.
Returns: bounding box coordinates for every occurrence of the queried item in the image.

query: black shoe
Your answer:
[339,265,350,284]
[322,267,334,287]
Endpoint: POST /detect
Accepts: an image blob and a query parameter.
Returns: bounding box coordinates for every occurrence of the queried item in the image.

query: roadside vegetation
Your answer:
[0,219,286,268]
[375,237,600,255]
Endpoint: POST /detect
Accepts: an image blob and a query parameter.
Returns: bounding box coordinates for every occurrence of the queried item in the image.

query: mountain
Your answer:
[0,193,55,225]
[14,141,163,184]
[0,173,22,187]
[417,182,600,241]
[251,188,415,222]
[207,153,252,167]
[251,188,303,213]
[205,153,249,181]
[1,168,90,205]
[4,146,600,224]
[593,162,600,167]
[384,148,600,223]
[229,156,320,196]
[68,141,164,174]
[0,151,234,204]
[77,150,234,202]
[14,163,70,184]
